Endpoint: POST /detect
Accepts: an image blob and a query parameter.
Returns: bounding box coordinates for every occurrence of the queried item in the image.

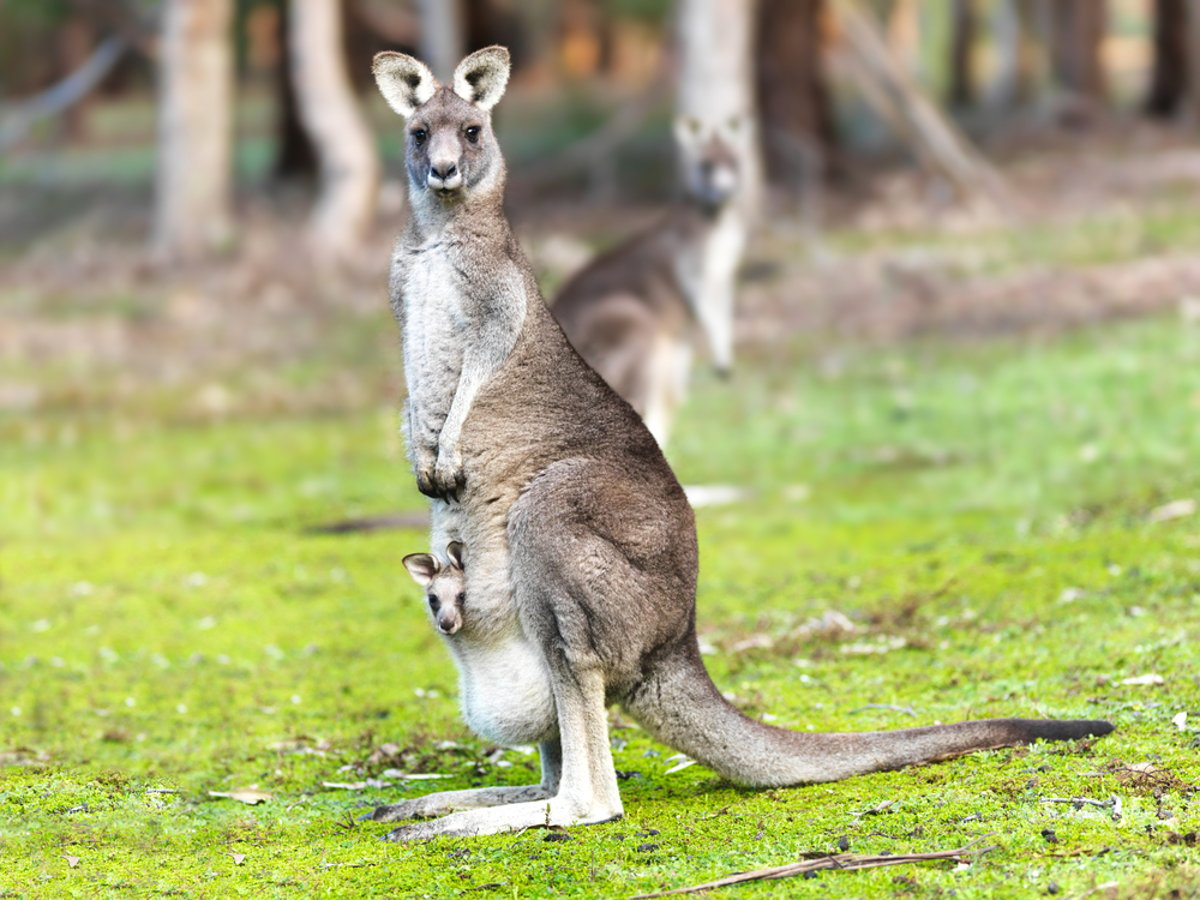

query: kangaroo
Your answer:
[366,45,1112,841]
[551,116,747,448]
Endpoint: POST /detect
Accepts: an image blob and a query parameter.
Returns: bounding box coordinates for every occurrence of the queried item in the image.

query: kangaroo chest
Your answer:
[400,242,467,411]
[673,209,743,307]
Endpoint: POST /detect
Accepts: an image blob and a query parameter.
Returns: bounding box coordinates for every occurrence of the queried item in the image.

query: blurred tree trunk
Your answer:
[947,0,977,108]
[1145,0,1189,117]
[989,0,1043,108]
[1188,0,1200,121]
[289,0,380,262]
[835,0,1007,208]
[1048,0,1106,104]
[57,18,95,141]
[677,0,763,220]
[154,0,235,261]
[273,0,317,181]
[417,0,464,80]
[755,0,838,190]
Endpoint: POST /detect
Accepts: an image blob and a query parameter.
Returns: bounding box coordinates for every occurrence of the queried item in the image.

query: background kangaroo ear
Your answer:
[402,552,440,587]
[452,46,511,111]
[673,115,704,149]
[445,541,465,570]
[373,51,437,118]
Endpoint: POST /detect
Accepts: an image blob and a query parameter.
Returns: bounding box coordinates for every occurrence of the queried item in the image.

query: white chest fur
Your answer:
[446,633,557,745]
[401,242,466,405]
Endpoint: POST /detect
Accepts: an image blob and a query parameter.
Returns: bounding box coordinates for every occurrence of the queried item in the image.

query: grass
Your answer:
[3,298,1200,897]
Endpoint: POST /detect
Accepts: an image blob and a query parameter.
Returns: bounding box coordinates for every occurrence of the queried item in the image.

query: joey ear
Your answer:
[402,552,440,587]
[452,45,511,111]
[373,51,437,117]
[445,541,465,570]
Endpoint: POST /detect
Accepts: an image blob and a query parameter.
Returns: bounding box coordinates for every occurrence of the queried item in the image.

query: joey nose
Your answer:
[438,611,462,635]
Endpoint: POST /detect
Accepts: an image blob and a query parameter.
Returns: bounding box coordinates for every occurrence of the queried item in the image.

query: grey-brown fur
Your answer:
[551,117,746,448]
[367,46,1113,841]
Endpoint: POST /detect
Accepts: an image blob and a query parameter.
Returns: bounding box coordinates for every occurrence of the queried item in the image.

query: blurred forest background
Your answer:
[5,6,1200,894]
[4,0,1200,426]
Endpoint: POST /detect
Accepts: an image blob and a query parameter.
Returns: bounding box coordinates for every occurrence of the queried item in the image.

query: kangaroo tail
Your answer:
[622,642,1113,787]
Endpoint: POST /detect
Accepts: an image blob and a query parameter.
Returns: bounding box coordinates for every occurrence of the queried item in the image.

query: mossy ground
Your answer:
[3,287,1200,896]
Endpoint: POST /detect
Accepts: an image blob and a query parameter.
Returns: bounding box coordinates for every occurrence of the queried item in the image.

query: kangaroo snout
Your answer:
[437,609,462,635]
[428,159,463,191]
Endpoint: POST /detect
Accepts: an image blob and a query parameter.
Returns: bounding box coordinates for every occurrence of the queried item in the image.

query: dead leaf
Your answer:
[229,852,246,865]
[64,855,80,868]
[208,787,272,805]
[1119,674,1165,686]
[1148,499,1196,523]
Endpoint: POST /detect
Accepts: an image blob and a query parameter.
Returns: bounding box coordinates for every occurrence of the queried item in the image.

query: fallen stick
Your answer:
[630,839,996,898]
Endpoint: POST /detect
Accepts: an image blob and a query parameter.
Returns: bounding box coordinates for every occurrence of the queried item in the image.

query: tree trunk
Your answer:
[1048,0,1107,103]
[1187,0,1200,121]
[289,0,381,262]
[947,0,977,108]
[1145,0,1188,117]
[273,0,318,181]
[154,0,235,261]
[57,18,95,142]
[676,0,764,220]
[417,0,464,81]
[835,0,1008,209]
[755,0,838,190]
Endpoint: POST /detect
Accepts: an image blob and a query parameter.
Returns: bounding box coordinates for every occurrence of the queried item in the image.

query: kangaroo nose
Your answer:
[431,161,458,180]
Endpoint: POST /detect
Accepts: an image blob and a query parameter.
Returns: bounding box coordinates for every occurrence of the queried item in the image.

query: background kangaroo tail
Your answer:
[622,642,1113,788]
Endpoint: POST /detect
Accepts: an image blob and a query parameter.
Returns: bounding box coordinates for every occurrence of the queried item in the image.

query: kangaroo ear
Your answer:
[445,541,465,570]
[403,552,440,587]
[452,46,510,111]
[673,115,704,149]
[373,51,437,117]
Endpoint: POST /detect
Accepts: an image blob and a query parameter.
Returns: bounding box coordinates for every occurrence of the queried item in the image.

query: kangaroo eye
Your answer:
[464,126,481,144]
[411,128,428,146]
[427,594,440,611]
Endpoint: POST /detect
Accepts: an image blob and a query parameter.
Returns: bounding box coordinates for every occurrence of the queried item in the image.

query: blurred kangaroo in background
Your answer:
[551,116,747,448]
[367,45,1112,842]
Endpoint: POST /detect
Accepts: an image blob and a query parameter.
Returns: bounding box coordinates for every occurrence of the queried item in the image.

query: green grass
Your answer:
[3,313,1200,897]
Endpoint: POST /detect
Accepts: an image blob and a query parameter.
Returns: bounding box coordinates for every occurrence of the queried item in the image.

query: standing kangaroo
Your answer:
[551,116,746,448]
[368,46,1112,841]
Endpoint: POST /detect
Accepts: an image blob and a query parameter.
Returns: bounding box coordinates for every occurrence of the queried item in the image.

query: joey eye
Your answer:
[427,594,440,611]
[455,592,466,605]
[464,126,481,144]
[411,128,428,146]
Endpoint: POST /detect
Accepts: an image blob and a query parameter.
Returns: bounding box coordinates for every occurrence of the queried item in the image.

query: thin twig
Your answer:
[630,839,996,898]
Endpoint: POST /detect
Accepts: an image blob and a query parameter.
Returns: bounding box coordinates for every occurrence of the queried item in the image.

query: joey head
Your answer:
[403,542,466,637]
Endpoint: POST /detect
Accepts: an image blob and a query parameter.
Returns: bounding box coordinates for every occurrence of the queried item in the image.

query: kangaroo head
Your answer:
[673,115,743,213]
[373,46,510,208]
[402,542,466,636]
